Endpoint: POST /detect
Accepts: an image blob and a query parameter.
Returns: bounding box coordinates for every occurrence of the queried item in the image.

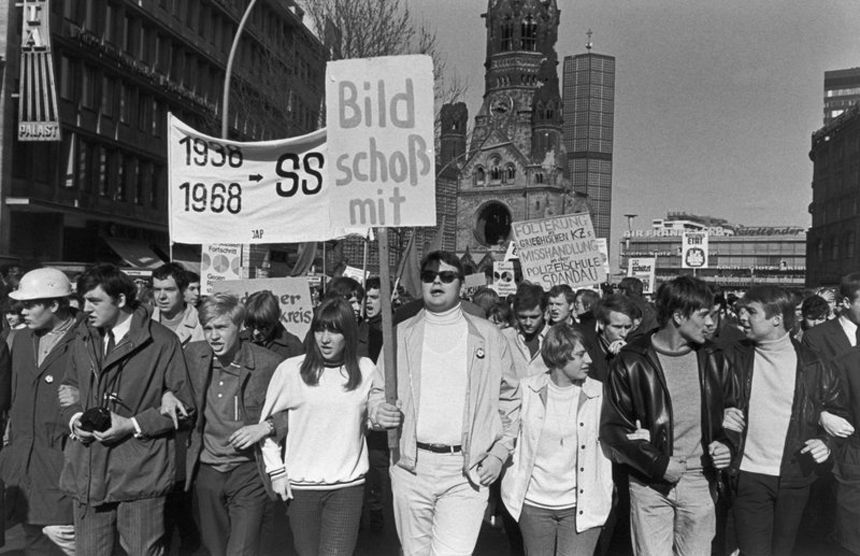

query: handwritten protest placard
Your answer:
[167,115,364,244]
[512,213,606,291]
[681,232,709,269]
[325,55,436,227]
[213,277,313,339]
[493,261,517,296]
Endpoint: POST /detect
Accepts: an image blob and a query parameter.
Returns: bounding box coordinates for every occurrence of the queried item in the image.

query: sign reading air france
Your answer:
[325,55,436,227]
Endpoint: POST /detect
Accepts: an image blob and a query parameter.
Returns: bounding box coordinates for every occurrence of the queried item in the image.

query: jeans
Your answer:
[391,450,489,556]
[628,471,715,556]
[732,470,810,556]
[518,504,601,556]
[194,462,268,556]
[74,497,166,556]
[287,485,364,556]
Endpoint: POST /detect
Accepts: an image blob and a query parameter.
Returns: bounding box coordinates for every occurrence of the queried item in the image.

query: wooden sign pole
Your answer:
[377,228,399,455]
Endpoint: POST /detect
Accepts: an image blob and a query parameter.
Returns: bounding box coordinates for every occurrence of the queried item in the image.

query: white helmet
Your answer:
[9,268,74,300]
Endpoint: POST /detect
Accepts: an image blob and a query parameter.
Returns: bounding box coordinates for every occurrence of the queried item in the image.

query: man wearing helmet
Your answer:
[0,267,79,555]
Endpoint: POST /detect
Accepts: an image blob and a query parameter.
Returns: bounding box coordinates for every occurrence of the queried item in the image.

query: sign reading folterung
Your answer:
[326,55,436,228]
[513,213,607,291]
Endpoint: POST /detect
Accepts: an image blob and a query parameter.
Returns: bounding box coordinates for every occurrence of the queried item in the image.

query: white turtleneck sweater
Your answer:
[416,304,469,445]
[741,332,797,476]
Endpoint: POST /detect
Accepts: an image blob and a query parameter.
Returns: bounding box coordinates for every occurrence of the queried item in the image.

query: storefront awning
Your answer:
[104,239,164,270]
[169,243,201,275]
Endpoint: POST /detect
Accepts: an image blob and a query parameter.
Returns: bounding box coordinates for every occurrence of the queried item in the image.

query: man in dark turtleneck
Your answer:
[379,250,520,556]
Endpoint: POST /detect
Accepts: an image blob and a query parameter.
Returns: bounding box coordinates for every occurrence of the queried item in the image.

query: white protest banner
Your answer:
[342,265,368,284]
[201,244,243,295]
[213,277,314,339]
[681,232,709,269]
[168,114,363,244]
[627,257,657,295]
[512,213,606,291]
[493,261,517,296]
[326,55,436,228]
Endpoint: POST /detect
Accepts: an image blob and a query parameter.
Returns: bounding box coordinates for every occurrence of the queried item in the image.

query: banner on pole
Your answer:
[325,55,436,228]
[681,232,709,269]
[167,115,362,244]
[212,277,314,340]
[512,213,606,291]
[627,257,657,295]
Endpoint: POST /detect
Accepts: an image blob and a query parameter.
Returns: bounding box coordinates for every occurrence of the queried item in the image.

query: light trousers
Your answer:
[391,450,489,556]
[628,471,715,556]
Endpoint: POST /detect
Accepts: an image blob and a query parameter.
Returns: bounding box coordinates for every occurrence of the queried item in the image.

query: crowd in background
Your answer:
[0,255,856,556]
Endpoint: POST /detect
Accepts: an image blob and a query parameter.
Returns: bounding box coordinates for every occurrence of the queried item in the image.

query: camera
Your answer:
[79,407,112,432]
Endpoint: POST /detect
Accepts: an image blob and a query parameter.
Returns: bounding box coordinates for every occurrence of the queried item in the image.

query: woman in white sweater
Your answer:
[501,324,614,556]
[259,297,398,556]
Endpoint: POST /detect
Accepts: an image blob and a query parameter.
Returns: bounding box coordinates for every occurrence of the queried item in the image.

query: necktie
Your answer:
[854,326,860,348]
[105,330,115,355]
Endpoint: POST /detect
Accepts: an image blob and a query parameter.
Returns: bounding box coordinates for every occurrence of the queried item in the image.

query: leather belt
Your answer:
[417,442,462,454]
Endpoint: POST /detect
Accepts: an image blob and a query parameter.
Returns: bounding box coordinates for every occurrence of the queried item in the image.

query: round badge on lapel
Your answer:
[45,375,54,384]
[476,348,485,359]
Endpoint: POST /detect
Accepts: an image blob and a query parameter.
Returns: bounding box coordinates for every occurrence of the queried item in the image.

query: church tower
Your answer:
[454,0,587,261]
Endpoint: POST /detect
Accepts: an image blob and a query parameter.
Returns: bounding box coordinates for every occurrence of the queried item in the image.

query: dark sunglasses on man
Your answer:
[420,270,459,284]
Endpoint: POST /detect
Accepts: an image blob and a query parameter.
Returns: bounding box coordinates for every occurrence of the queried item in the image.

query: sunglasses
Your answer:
[420,270,459,284]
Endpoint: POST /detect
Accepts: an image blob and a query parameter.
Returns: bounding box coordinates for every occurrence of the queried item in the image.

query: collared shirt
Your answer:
[201,356,252,471]
[107,313,133,351]
[839,315,857,347]
[36,316,76,366]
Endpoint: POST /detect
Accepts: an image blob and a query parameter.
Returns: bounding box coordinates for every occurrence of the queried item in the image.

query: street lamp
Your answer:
[221,0,259,139]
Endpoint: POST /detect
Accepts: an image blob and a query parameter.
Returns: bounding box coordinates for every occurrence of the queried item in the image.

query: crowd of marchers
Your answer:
[0,254,858,556]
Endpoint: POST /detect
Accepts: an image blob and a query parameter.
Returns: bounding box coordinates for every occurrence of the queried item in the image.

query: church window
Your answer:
[475,167,486,186]
[535,172,544,184]
[505,164,516,183]
[501,18,514,51]
[489,157,501,181]
[521,16,537,51]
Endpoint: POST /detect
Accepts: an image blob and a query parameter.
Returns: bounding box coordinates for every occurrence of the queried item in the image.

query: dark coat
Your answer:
[600,333,735,494]
[60,306,195,506]
[242,322,304,361]
[801,317,853,364]
[830,347,860,553]
[0,315,82,525]
[184,340,285,497]
[724,338,847,486]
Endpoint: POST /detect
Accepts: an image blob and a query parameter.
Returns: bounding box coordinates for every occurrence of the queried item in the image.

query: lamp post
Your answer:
[221,0,259,139]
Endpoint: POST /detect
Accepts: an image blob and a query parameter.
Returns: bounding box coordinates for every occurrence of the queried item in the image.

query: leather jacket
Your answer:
[600,333,735,493]
[723,338,847,486]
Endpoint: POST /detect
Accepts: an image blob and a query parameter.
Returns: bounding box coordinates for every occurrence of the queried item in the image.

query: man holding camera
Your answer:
[61,264,194,555]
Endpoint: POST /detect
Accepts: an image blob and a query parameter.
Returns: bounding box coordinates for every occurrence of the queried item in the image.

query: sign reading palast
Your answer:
[168,115,363,244]
[512,213,606,291]
[325,55,436,227]
[18,0,60,141]
[681,232,709,269]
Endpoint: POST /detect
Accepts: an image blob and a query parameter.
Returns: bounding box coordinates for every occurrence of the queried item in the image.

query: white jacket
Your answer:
[501,373,613,531]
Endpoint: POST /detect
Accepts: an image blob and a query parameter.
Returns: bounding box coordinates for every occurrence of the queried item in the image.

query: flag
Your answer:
[396,230,421,299]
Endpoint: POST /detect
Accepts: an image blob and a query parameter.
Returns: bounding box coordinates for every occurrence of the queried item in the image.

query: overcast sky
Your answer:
[413,0,860,245]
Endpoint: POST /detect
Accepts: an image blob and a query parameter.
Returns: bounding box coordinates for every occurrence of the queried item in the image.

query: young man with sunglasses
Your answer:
[376,250,520,555]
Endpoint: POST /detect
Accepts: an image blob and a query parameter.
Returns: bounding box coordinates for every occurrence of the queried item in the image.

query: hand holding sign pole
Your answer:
[326,55,436,455]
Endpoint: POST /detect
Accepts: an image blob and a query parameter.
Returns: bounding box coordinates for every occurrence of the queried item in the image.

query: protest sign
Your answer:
[681,232,709,269]
[627,257,657,295]
[493,261,517,296]
[213,277,313,339]
[201,244,244,295]
[325,55,436,228]
[512,213,606,291]
[463,272,487,298]
[167,115,363,244]
[596,238,610,279]
[342,265,368,284]
[504,240,518,261]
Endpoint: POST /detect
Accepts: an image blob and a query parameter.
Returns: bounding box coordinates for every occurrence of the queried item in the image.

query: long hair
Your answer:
[300,297,362,391]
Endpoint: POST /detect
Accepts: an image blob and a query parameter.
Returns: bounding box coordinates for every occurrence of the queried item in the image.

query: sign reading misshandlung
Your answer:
[326,55,436,228]
[512,213,606,291]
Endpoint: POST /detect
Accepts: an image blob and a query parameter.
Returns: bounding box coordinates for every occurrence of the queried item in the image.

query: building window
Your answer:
[81,65,96,109]
[521,16,537,51]
[59,55,74,100]
[119,84,130,123]
[489,157,501,181]
[101,76,114,116]
[474,167,486,186]
[505,164,516,183]
[500,18,514,51]
[98,148,108,196]
[116,154,126,201]
[535,172,544,184]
